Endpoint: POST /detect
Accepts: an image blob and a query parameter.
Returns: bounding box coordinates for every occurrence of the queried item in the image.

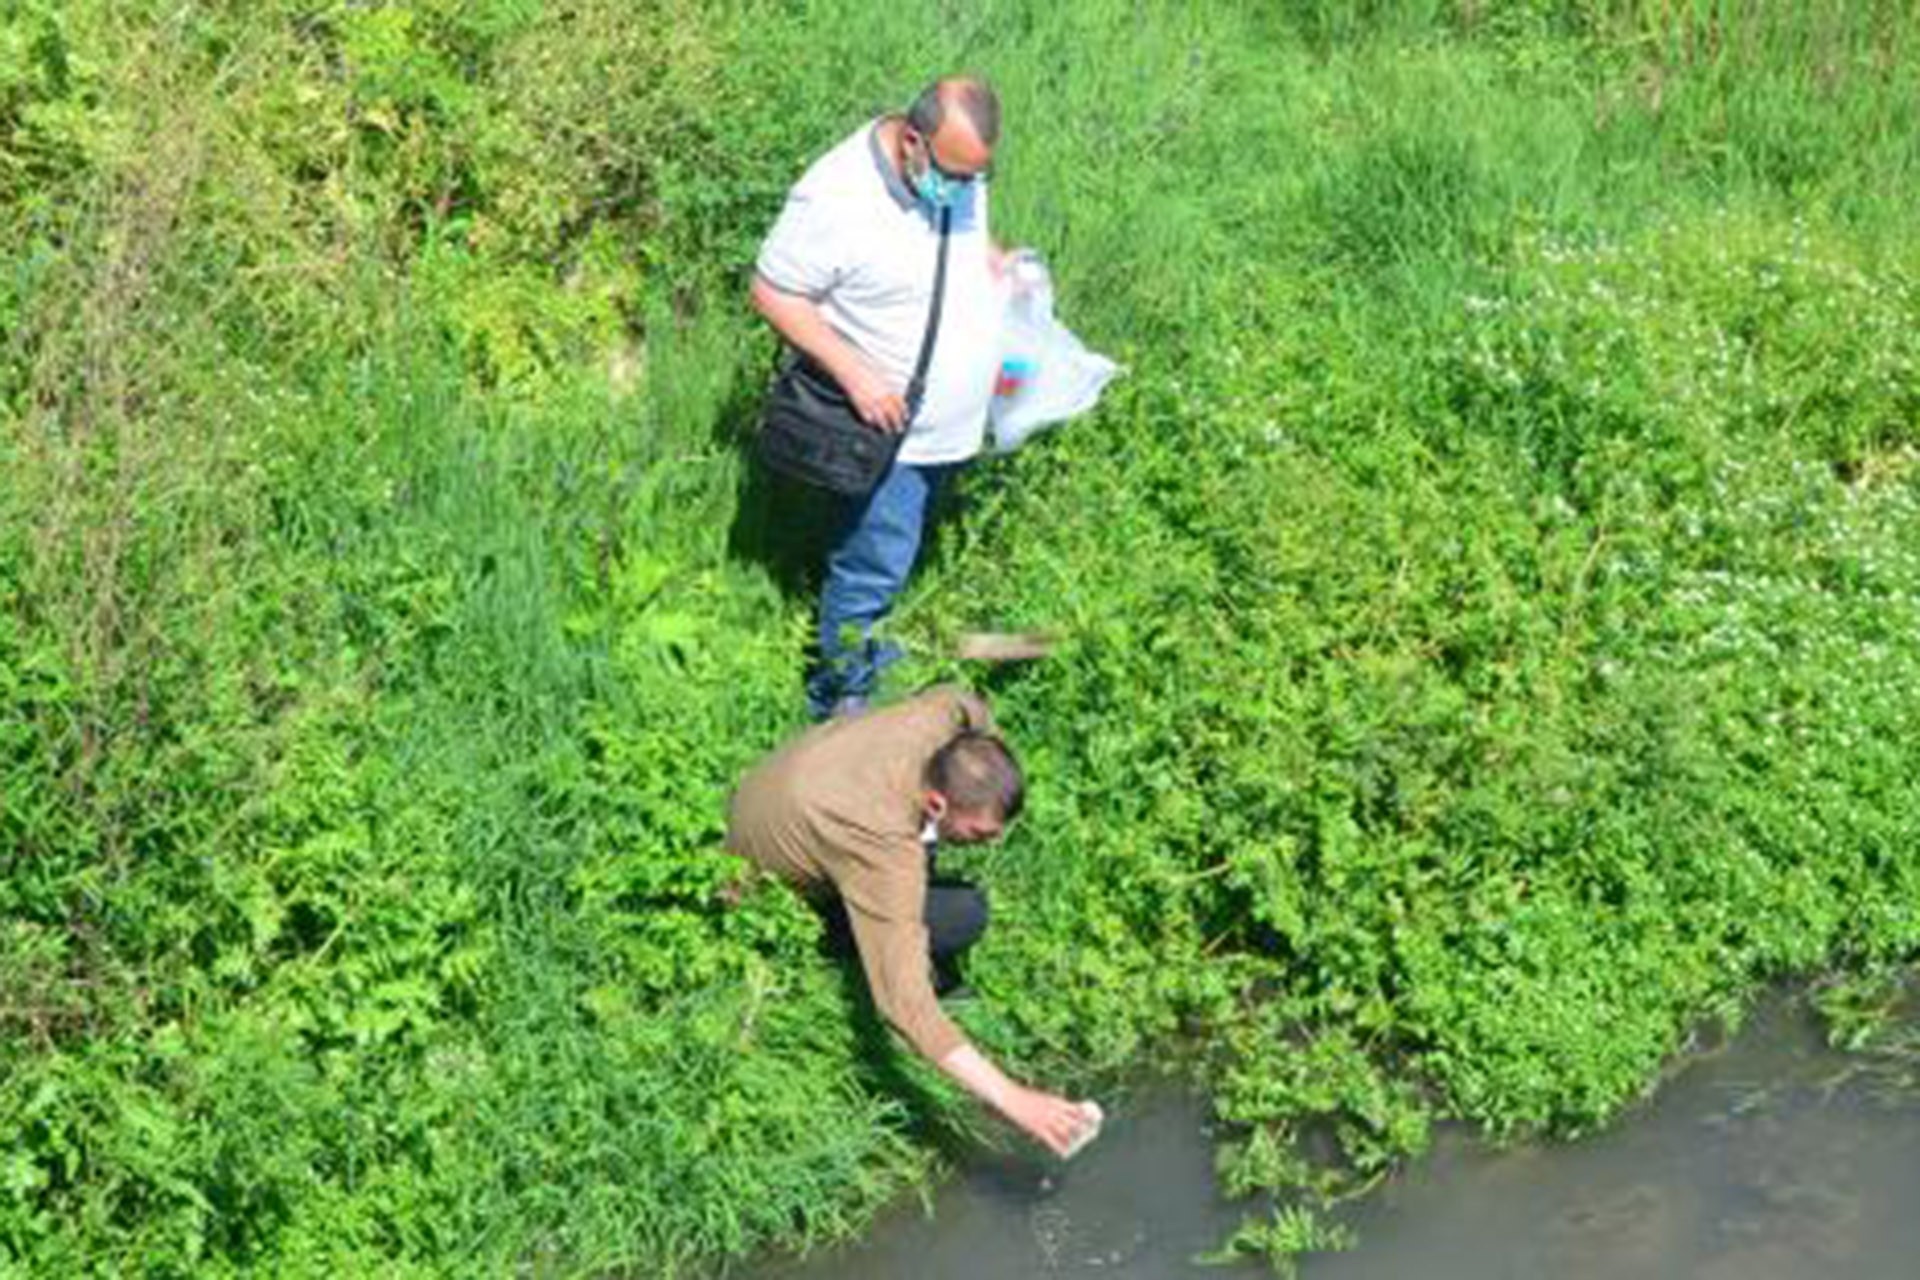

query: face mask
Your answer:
[907,133,973,210]
[913,160,961,210]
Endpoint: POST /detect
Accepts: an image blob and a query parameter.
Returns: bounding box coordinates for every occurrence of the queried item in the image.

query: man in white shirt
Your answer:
[752,77,1005,718]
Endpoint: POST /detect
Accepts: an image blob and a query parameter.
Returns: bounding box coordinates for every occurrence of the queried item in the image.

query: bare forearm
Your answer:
[937,1043,1096,1157]
[750,276,865,384]
[750,274,907,430]
[936,1042,1019,1112]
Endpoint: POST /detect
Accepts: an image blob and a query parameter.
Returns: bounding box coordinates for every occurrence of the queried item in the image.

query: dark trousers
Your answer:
[815,877,989,995]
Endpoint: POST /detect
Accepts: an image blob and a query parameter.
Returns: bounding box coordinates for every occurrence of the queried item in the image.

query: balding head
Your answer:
[924,729,1024,840]
[907,77,1001,150]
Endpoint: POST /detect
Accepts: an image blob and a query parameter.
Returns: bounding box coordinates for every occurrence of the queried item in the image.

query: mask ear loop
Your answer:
[906,128,958,183]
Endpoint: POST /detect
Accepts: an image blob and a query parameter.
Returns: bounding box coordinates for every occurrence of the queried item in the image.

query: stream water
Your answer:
[742,994,1920,1278]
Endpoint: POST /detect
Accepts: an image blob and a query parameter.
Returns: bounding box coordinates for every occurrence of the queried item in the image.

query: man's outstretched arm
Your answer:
[847,904,1094,1156]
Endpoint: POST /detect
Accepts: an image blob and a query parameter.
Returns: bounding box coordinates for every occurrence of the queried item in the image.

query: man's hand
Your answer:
[936,1043,1100,1158]
[838,358,909,433]
[751,274,908,433]
[1002,1085,1100,1158]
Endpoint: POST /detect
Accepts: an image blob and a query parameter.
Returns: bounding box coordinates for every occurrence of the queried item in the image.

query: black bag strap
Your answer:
[902,204,954,422]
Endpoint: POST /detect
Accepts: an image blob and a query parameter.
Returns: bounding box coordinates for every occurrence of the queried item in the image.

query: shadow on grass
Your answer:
[718,356,985,613]
[727,458,846,603]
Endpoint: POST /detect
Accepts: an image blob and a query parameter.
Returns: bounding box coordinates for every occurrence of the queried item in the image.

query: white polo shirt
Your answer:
[756,119,1000,466]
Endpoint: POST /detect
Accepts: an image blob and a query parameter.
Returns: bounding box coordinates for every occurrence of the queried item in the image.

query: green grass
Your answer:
[3,1,1919,1274]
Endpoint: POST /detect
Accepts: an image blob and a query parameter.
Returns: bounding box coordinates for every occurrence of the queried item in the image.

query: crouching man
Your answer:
[726,686,1096,1156]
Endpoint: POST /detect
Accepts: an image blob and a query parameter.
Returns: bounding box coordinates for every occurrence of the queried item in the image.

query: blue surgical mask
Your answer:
[908,133,980,210]
[914,163,960,210]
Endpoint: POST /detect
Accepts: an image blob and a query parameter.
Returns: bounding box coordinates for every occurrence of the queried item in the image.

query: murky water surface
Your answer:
[744,996,1920,1279]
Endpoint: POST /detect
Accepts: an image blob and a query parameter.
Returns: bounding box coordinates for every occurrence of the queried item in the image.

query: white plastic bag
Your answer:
[988,252,1119,454]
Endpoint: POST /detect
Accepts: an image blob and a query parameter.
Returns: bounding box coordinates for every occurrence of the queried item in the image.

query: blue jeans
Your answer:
[807,460,958,717]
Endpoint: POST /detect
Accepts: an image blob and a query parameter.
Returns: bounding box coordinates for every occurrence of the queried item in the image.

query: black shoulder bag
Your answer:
[757,205,953,497]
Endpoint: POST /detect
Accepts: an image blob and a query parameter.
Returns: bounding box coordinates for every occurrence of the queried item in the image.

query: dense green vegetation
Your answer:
[3,1,1917,1274]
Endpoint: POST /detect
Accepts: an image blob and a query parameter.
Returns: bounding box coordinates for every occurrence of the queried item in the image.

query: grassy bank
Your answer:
[4,1,1918,1274]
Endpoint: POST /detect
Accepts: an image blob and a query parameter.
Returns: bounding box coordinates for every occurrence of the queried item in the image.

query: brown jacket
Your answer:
[726,687,994,1061]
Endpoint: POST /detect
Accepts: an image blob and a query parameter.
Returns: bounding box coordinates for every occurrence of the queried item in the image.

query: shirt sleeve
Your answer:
[756,183,847,300]
[835,835,967,1063]
[847,905,967,1062]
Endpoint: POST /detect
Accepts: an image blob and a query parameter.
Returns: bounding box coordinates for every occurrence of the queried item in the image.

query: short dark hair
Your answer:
[925,730,1024,822]
[907,76,1001,147]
